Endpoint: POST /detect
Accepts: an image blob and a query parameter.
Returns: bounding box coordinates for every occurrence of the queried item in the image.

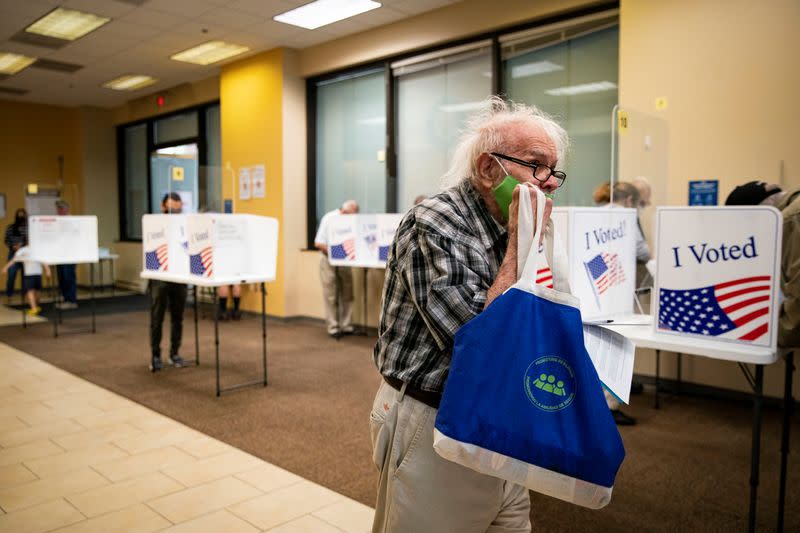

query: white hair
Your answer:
[440,96,569,189]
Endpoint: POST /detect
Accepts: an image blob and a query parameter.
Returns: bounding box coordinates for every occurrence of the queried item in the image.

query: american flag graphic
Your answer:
[584,252,625,295]
[145,244,168,271]
[536,267,554,289]
[190,246,213,277]
[658,275,771,342]
[364,233,378,251]
[378,245,390,262]
[330,239,356,260]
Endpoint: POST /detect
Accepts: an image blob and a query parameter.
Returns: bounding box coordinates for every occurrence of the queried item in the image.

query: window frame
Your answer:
[305,2,619,248]
[116,100,219,242]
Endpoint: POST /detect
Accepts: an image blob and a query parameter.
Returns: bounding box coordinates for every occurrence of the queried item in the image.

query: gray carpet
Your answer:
[0,310,796,532]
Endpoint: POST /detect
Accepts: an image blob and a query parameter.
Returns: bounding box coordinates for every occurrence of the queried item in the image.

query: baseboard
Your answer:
[633,373,798,410]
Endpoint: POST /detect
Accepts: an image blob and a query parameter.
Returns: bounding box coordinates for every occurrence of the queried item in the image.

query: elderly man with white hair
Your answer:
[370,96,568,532]
[314,199,359,337]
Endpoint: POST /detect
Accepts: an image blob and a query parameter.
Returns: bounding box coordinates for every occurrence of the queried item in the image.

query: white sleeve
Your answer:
[314,213,330,246]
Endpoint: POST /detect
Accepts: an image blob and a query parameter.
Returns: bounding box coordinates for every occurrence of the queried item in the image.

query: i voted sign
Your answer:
[654,207,782,349]
[328,214,403,267]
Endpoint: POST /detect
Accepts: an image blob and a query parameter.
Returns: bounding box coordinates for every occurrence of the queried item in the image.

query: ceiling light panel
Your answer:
[274,0,381,30]
[0,53,37,75]
[25,7,111,41]
[102,74,158,91]
[170,41,250,65]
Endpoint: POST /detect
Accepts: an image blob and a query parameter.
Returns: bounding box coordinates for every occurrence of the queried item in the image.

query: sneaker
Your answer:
[26,307,42,316]
[611,409,637,426]
[170,354,187,368]
[150,357,163,372]
[341,327,355,335]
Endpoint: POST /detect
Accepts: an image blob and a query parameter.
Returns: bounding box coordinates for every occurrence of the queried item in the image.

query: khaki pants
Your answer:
[369,381,531,533]
[319,256,354,334]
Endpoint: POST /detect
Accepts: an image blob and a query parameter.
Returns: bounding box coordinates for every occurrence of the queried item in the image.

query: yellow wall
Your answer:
[0,100,83,291]
[220,49,285,316]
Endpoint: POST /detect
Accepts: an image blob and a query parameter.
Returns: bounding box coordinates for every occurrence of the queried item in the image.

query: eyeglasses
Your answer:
[490,152,566,188]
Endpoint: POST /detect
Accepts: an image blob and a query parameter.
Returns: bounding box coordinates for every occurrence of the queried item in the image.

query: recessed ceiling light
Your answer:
[545,81,617,96]
[102,74,158,91]
[0,52,36,75]
[25,7,110,41]
[170,41,250,65]
[274,0,381,30]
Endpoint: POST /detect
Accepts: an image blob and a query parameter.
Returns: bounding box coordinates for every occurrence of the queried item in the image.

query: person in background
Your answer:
[217,284,242,320]
[2,244,49,315]
[592,181,611,205]
[314,200,359,338]
[4,208,28,301]
[726,181,800,349]
[149,192,187,372]
[54,199,78,310]
[610,181,651,264]
[632,176,652,209]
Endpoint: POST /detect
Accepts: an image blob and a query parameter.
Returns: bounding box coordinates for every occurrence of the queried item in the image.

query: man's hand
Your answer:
[485,184,552,308]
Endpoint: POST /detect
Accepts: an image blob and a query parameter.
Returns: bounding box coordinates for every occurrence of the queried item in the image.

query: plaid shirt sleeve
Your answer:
[401,229,489,351]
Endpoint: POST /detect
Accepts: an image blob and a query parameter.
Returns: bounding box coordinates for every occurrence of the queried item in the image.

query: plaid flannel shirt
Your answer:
[373,179,508,393]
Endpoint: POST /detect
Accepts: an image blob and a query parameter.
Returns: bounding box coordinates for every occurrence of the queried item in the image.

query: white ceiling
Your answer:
[0,0,460,108]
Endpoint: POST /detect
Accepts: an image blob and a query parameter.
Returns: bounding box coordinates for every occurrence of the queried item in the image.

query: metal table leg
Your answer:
[654,349,661,409]
[261,283,268,387]
[53,269,60,338]
[214,290,220,397]
[777,350,794,533]
[676,353,683,394]
[359,267,368,336]
[193,286,199,366]
[90,263,96,334]
[748,364,764,533]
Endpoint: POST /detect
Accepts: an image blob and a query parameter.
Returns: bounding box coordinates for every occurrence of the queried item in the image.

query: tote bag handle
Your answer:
[515,185,570,293]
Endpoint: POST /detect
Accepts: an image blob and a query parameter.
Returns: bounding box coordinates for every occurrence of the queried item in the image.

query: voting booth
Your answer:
[186,214,278,282]
[140,213,279,396]
[326,213,404,268]
[653,206,782,351]
[28,216,99,264]
[549,207,638,320]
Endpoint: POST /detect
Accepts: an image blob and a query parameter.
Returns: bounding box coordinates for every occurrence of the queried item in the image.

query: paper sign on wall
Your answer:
[239,167,251,200]
[653,206,782,349]
[252,165,265,198]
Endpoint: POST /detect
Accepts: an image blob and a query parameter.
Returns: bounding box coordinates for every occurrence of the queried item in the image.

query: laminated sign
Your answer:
[654,207,782,349]
[141,215,190,276]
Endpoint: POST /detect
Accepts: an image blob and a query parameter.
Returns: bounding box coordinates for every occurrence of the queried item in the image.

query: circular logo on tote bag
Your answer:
[524,356,576,412]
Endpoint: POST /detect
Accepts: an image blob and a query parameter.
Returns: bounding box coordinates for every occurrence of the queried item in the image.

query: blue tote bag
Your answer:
[433,185,625,509]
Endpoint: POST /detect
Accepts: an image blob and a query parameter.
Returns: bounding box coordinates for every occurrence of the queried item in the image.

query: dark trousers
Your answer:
[149,281,187,359]
[56,264,77,303]
[5,252,22,297]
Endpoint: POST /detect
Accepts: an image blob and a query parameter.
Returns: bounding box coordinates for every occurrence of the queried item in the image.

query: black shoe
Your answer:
[341,327,355,336]
[150,357,163,372]
[231,309,242,321]
[631,381,644,395]
[611,409,637,426]
[216,309,228,321]
[170,354,187,368]
[329,331,342,339]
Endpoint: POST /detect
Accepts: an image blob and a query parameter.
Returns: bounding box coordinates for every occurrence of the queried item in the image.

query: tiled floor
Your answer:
[0,341,374,532]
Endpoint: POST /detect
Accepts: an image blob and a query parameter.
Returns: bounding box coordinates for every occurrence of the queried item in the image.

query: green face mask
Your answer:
[492,175,521,221]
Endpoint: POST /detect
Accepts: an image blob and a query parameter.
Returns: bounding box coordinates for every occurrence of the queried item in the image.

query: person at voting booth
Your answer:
[725,181,800,348]
[2,245,49,315]
[149,192,188,372]
[370,97,574,532]
[54,199,78,310]
[314,200,359,338]
[4,208,28,300]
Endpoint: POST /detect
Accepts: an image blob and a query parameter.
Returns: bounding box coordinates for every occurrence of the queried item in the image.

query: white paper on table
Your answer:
[582,325,635,404]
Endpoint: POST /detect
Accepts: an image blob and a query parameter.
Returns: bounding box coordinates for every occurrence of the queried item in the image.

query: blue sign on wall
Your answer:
[688,180,718,206]
[224,199,233,213]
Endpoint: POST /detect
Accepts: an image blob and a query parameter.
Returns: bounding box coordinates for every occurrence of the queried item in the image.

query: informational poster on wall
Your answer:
[328,214,404,268]
[239,167,251,200]
[141,214,190,276]
[28,216,99,264]
[252,165,265,199]
[688,180,718,206]
[653,206,782,349]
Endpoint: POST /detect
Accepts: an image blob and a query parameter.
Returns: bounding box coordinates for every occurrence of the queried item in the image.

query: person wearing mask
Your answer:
[4,208,28,301]
[725,181,800,349]
[314,200,359,338]
[149,192,188,372]
[370,96,567,532]
[54,199,78,309]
